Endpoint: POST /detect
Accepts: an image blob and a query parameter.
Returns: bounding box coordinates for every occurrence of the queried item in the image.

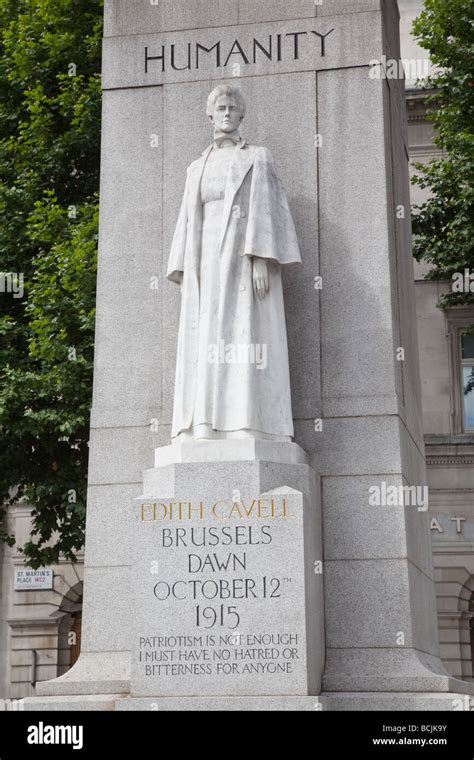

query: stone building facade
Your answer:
[0,506,83,700]
[402,0,474,682]
[0,1,472,701]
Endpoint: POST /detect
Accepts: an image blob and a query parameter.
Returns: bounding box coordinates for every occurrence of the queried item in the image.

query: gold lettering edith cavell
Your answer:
[139,498,291,522]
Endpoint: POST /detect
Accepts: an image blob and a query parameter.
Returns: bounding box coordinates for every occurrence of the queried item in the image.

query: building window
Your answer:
[461,333,474,431]
[446,309,474,435]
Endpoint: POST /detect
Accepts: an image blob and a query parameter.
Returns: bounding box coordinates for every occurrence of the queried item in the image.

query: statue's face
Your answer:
[211,95,242,132]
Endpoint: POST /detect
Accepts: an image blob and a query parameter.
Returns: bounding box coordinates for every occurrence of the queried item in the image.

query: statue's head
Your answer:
[206,85,246,133]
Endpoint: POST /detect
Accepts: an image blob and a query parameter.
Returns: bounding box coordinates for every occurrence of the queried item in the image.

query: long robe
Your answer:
[167,140,301,439]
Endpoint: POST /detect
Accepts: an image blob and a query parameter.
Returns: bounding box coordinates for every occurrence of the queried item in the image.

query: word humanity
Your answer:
[145,29,335,73]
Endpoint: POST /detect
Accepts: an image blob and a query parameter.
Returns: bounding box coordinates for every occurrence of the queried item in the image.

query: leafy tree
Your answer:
[0,0,103,567]
[411,0,474,308]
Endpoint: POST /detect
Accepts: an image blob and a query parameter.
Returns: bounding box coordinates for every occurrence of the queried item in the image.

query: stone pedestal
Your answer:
[130,441,323,701]
[24,442,324,710]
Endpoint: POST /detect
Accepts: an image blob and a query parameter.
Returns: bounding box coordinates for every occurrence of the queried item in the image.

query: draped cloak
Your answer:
[167,141,302,439]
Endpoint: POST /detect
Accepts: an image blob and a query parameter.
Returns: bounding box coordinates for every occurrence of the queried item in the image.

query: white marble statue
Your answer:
[167,85,301,442]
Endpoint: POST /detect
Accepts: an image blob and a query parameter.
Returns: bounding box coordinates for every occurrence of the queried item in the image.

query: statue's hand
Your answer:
[252,257,269,300]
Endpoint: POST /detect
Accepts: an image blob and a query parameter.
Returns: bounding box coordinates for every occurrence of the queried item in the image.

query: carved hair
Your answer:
[206,85,246,120]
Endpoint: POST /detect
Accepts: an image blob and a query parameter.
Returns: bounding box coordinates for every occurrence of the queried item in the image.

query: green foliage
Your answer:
[0,0,103,566]
[411,0,474,307]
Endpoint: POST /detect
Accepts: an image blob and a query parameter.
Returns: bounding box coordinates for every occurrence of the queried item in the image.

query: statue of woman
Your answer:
[167,85,301,442]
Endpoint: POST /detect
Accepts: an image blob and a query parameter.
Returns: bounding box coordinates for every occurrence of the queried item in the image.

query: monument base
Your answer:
[22,695,120,711]
[22,691,474,712]
[325,692,474,711]
[117,695,325,711]
[22,440,474,711]
[131,441,324,698]
[25,441,325,707]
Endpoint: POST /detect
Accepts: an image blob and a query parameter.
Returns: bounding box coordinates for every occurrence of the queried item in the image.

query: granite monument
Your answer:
[23,0,474,712]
